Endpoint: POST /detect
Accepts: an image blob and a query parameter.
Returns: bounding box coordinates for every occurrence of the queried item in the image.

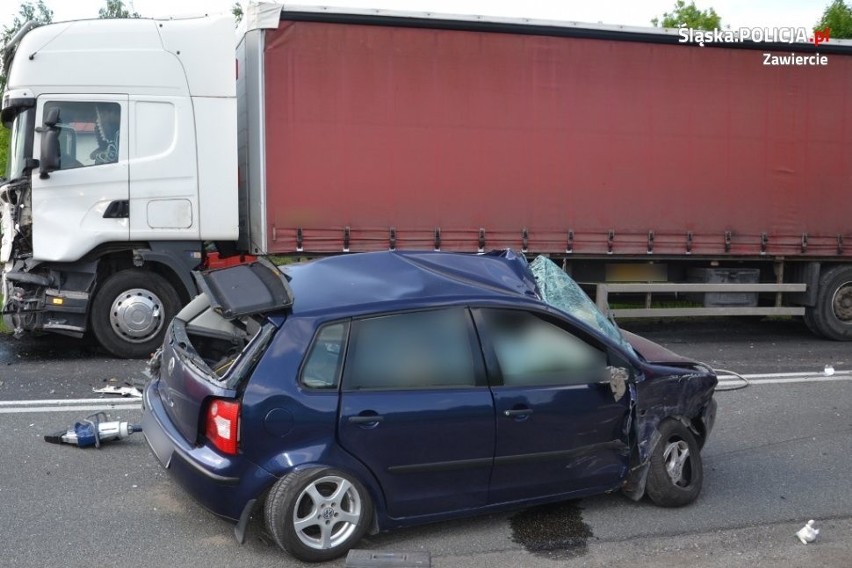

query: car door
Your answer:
[31,96,129,262]
[337,307,495,519]
[473,308,631,504]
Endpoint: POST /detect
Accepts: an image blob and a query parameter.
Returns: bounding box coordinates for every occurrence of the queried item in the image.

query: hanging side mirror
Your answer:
[36,107,61,179]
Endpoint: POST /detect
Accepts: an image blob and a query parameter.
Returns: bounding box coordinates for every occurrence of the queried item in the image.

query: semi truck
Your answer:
[1,3,851,358]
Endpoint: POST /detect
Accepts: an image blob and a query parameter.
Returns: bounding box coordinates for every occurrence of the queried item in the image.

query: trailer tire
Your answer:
[91,270,180,358]
[806,265,852,341]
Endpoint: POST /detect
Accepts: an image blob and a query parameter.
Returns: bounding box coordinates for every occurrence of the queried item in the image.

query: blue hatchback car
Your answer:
[142,251,717,562]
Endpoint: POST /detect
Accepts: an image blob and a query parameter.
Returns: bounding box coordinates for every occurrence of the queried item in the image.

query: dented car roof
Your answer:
[281,250,541,317]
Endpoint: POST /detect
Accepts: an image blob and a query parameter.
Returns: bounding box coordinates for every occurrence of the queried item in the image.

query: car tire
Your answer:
[90,269,180,359]
[264,467,372,562]
[805,265,852,341]
[645,419,703,507]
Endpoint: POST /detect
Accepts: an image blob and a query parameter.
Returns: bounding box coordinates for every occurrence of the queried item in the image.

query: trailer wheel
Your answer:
[91,270,181,358]
[806,265,852,341]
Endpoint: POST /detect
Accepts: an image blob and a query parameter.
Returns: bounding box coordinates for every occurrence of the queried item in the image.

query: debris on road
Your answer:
[345,550,431,567]
[44,412,142,448]
[824,365,835,376]
[796,519,819,544]
[93,385,143,398]
[713,368,750,391]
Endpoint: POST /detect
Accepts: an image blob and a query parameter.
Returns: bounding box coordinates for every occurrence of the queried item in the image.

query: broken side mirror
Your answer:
[605,350,636,402]
[37,107,61,179]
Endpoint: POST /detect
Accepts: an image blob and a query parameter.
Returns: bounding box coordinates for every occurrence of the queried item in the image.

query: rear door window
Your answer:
[344,309,478,390]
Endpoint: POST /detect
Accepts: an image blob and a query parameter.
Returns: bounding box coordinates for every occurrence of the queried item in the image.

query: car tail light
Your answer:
[204,398,240,455]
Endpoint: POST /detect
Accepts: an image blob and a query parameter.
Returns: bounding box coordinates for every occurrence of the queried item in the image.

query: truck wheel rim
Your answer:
[831,281,852,322]
[292,475,362,550]
[663,439,691,487]
[109,288,164,343]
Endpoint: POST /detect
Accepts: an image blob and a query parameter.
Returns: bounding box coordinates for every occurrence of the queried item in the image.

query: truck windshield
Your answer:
[5,107,34,180]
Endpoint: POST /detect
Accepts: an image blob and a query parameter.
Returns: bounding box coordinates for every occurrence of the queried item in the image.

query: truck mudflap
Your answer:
[621,367,718,501]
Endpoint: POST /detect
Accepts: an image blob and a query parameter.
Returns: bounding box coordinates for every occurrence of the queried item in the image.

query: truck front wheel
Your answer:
[806,265,852,341]
[91,270,181,358]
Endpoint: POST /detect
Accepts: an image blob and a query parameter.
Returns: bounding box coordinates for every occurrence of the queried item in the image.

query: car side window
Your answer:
[301,322,349,390]
[43,101,121,170]
[482,309,607,387]
[345,309,477,390]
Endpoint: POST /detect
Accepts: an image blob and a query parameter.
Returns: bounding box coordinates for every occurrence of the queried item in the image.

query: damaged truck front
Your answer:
[0,16,237,357]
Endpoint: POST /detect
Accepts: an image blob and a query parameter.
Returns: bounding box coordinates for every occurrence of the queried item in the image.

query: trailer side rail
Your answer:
[595,283,807,318]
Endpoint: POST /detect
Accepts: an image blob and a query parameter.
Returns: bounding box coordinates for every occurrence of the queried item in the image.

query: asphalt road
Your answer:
[0,317,849,568]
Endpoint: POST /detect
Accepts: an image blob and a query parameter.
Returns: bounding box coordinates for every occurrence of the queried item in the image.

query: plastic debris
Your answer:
[796,520,819,544]
[823,365,835,377]
[93,385,143,398]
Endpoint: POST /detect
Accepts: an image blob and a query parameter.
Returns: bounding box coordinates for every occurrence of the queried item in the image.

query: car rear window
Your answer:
[301,322,349,390]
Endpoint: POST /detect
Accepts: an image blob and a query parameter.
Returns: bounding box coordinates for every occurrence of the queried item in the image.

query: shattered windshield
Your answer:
[529,256,635,355]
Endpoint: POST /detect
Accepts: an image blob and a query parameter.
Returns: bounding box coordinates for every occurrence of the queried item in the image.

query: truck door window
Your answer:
[42,101,120,170]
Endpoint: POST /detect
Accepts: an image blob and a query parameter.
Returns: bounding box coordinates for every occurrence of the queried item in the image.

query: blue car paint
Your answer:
[142,250,717,535]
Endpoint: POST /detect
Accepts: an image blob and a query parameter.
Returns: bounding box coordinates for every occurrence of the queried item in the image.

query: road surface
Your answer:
[0,318,849,567]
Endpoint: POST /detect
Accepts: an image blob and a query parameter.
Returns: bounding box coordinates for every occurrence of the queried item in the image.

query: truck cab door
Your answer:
[31,95,129,262]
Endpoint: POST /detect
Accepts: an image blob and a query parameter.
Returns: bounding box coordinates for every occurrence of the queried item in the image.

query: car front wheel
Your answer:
[645,419,703,507]
[264,467,372,562]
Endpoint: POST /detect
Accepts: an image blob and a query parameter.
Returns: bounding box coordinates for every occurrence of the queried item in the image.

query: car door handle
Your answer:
[349,415,384,424]
[504,408,533,417]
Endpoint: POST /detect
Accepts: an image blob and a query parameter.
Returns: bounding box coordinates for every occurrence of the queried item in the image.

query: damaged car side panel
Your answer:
[621,363,717,501]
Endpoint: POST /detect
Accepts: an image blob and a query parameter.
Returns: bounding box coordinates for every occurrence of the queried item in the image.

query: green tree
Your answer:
[232,2,243,25]
[2,0,53,44]
[98,0,141,19]
[0,121,9,176]
[815,0,852,38]
[651,0,722,30]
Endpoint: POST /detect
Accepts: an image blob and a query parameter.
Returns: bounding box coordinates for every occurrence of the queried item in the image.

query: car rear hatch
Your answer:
[151,259,293,443]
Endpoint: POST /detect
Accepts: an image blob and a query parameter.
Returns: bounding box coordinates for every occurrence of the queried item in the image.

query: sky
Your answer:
[0,0,830,32]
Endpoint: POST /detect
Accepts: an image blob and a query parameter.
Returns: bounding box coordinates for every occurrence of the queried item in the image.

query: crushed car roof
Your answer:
[282,250,540,317]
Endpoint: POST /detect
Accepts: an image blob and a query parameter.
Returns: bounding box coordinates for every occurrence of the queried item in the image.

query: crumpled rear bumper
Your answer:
[142,379,275,521]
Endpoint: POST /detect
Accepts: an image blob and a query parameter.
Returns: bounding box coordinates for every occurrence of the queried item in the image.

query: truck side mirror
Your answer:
[37,107,61,179]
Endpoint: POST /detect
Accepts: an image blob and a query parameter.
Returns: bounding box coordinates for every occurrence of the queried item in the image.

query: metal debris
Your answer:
[93,385,143,398]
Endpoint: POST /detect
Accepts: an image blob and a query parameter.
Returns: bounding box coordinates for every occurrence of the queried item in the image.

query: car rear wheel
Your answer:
[645,419,703,507]
[264,467,372,562]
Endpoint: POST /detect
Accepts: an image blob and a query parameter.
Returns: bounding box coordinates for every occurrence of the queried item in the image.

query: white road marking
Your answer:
[0,397,140,406]
[0,370,847,414]
[0,397,142,414]
[716,370,851,387]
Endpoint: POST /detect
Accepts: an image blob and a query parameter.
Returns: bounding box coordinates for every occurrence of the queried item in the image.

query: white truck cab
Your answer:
[1,15,237,357]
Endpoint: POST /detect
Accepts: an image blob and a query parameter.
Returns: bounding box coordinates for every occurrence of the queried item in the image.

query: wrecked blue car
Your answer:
[142,251,717,562]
